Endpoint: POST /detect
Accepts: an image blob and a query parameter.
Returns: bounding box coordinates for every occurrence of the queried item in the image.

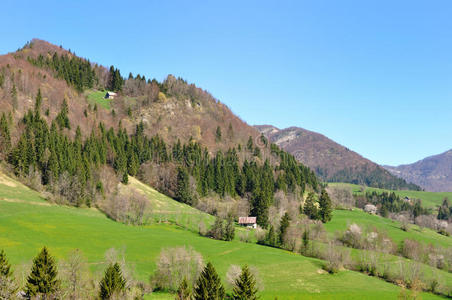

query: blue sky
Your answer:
[1,0,451,166]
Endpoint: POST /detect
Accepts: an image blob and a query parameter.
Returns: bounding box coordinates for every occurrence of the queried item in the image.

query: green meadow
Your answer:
[85,90,112,109]
[0,173,447,299]
[329,182,452,210]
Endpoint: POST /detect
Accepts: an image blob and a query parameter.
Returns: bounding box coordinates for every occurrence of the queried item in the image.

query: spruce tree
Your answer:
[279,212,290,245]
[232,265,258,300]
[215,126,222,142]
[319,189,332,223]
[0,249,17,299]
[0,113,11,154]
[99,263,126,299]
[25,247,60,298]
[193,262,225,300]
[176,167,192,204]
[176,277,191,300]
[303,192,318,220]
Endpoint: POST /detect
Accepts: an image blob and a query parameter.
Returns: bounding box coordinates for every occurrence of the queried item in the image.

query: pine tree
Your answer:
[0,249,17,299]
[176,167,192,205]
[303,192,318,220]
[319,189,332,223]
[99,263,126,299]
[0,113,11,154]
[25,247,60,298]
[176,277,191,300]
[232,265,258,300]
[11,83,18,110]
[279,212,290,245]
[215,126,222,142]
[0,250,11,278]
[224,215,235,241]
[193,262,225,300]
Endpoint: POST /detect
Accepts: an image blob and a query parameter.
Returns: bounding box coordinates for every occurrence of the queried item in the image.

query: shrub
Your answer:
[322,242,350,274]
[340,223,363,249]
[151,246,204,292]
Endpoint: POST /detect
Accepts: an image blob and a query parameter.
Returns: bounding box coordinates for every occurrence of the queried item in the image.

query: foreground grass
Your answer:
[0,175,446,299]
[329,182,452,210]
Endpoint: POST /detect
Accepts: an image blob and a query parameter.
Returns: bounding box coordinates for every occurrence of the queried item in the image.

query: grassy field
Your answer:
[0,173,447,299]
[324,209,451,248]
[329,182,452,210]
[125,177,215,232]
[85,90,112,109]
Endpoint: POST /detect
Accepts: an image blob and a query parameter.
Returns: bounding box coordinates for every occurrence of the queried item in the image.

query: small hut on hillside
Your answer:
[105,91,117,99]
[238,217,257,228]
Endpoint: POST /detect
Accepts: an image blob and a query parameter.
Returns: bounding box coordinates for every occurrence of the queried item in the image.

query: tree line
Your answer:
[0,247,258,300]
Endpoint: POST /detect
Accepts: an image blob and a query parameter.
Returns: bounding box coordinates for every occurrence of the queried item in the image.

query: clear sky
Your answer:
[1,0,451,166]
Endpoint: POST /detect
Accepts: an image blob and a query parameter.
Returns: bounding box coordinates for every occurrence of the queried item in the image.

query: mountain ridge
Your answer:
[384,149,452,192]
[255,124,421,190]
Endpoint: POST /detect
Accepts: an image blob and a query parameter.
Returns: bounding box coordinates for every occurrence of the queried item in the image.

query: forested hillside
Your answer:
[0,39,323,228]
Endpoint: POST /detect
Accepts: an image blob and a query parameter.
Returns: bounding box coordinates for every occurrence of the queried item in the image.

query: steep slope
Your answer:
[385,149,452,192]
[256,125,420,190]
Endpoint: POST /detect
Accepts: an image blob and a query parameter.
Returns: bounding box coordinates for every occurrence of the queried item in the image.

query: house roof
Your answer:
[238,217,257,224]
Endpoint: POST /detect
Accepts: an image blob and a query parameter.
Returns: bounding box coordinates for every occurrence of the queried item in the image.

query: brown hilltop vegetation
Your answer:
[256,125,421,190]
[0,39,261,154]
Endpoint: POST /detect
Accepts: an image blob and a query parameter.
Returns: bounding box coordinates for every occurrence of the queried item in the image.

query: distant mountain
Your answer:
[256,125,420,190]
[384,150,452,192]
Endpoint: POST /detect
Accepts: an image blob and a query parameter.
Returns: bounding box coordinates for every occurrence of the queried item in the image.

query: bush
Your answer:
[151,246,204,292]
[340,223,363,249]
[322,242,350,274]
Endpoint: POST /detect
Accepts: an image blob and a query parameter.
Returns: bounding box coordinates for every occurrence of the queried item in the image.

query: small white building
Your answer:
[239,217,257,229]
[105,91,117,99]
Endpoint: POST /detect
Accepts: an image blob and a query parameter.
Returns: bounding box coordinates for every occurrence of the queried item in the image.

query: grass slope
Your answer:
[0,173,445,299]
[324,209,451,248]
[85,90,112,109]
[330,182,452,209]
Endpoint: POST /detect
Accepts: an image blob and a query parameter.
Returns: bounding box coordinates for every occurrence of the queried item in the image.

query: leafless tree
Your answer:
[151,246,204,292]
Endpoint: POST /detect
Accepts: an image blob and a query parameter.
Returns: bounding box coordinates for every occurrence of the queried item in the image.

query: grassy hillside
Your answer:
[324,209,451,248]
[0,172,444,299]
[126,177,215,232]
[85,90,111,109]
[329,182,452,209]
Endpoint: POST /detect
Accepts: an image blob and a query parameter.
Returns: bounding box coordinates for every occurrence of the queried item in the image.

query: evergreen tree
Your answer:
[279,212,290,245]
[25,247,60,298]
[303,192,318,220]
[193,262,225,300]
[224,215,235,241]
[176,277,191,300]
[99,263,126,300]
[437,198,450,220]
[215,126,222,142]
[122,171,129,184]
[0,250,11,278]
[232,265,258,300]
[0,113,11,154]
[318,189,332,223]
[0,249,17,299]
[176,167,192,205]
[35,88,42,114]
[11,83,18,110]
